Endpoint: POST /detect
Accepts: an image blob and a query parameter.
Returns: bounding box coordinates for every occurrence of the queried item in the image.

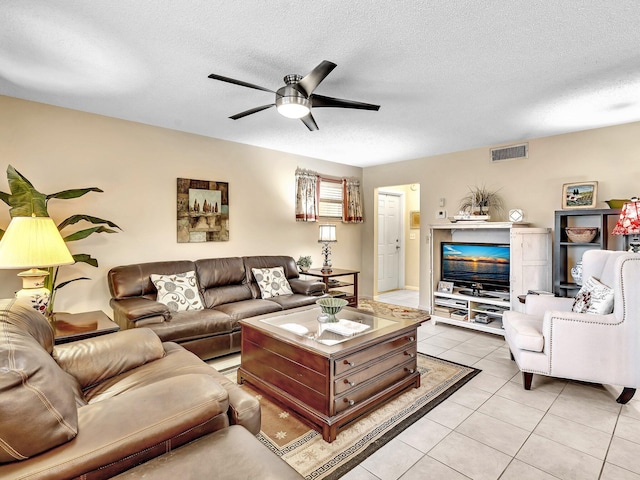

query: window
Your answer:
[318,178,343,218]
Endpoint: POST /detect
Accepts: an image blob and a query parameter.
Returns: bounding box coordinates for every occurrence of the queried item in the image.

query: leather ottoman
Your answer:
[113,425,303,479]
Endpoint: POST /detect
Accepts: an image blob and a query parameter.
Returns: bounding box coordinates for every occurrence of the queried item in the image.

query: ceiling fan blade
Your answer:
[296,61,337,96]
[229,104,275,120]
[300,113,319,131]
[311,94,380,111]
[208,73,275,94]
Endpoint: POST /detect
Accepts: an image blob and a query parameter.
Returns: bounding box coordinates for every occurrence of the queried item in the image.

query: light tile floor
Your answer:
[211,290,640,480]
[343,289,640,480]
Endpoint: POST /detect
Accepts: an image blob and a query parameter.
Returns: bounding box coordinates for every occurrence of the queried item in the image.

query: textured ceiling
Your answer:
[2,1,640,167]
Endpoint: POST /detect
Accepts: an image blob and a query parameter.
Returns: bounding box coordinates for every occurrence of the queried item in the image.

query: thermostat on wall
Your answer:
[509,209,524,223]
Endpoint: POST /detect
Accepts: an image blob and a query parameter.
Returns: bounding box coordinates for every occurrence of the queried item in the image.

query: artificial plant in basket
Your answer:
[0,165,121,315]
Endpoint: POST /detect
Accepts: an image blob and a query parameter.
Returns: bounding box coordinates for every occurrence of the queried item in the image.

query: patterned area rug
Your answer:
[223,354,479,480]
[355,298,431,322]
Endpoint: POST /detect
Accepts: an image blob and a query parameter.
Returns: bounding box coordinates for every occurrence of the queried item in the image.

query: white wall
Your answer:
[0,96,363,314]
[361,122,640,308]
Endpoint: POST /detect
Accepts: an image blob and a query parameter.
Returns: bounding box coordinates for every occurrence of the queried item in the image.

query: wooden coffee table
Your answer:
[238,305,421,442]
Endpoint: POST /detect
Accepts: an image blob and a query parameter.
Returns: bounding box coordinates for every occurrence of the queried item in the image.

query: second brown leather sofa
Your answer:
[0,298,261,479]
[108,255,326,360]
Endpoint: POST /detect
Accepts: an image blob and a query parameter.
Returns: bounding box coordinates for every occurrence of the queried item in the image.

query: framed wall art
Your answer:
[561,181,598,209]
[410,210,420,229]
[177,177,229,242]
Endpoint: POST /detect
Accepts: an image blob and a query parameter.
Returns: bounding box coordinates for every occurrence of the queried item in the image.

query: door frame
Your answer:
[375,188,406,295]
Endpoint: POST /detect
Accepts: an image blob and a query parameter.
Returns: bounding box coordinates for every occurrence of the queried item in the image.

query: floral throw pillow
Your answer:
[150,271,204,312]
[572,276,614,315]
[252,267,293,299]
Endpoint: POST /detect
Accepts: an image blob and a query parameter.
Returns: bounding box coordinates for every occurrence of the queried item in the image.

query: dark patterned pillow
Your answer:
[251,267,293,299]
[572,276,614,314]
[150,271,204,312]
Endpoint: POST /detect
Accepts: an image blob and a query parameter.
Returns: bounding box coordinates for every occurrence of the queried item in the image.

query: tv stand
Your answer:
[429,222,552,336]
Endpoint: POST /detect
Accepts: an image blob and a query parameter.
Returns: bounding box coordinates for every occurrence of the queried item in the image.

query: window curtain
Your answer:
[342,178,363,223]
[295,168,319,222]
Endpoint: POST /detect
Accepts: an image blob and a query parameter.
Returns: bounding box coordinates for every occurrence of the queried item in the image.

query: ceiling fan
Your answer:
[208,60,380,131]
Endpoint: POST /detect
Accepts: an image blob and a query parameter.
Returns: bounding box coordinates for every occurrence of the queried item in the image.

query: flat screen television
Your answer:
[441,242,510,293]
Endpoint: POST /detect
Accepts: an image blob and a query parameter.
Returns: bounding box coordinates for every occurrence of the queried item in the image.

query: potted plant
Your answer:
[459,185,504,218]
[0,165,121,315]
[296,255,312,272]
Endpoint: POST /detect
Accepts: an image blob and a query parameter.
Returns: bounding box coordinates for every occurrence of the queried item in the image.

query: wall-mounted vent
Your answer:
[491,143,528,162]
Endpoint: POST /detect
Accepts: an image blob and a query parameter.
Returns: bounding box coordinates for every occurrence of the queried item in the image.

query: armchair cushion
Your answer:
[54,328,166,389]
[572,276,614,315]
[504,314,544,352]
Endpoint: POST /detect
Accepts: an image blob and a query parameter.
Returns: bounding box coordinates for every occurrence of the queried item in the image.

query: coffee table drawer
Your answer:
[334,346,417,395]
[334,359,417,414]
[334,333,416,376]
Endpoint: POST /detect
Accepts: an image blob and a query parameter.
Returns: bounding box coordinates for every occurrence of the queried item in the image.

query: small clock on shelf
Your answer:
[509,209,524,223]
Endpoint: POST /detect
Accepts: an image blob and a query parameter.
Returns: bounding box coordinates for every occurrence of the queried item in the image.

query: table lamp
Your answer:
[318,224,337,273]
[612,197,640,252]
[0,215,74,314]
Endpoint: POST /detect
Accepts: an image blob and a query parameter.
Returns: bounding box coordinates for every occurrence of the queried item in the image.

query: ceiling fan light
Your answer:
[276,96,310,119]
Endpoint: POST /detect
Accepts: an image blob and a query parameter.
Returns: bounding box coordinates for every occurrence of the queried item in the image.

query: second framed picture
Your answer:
[562,181,598,209]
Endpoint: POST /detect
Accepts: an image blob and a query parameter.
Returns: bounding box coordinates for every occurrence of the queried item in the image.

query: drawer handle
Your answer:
[344,379,356,387]
[408,336,415,342]
[344,398,355,406]
[404,351,415,358]
[406,368,415,374]
[343,360,355,367]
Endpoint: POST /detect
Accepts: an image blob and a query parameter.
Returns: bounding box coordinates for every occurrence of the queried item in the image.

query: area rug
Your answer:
[355,298,431,322]
[223,353,479,480]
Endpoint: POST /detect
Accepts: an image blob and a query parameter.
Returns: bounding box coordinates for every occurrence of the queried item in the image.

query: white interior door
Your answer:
[378,192,401,292]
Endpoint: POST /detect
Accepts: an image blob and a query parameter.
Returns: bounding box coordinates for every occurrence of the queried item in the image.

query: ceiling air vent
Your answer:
[491,143,528,162]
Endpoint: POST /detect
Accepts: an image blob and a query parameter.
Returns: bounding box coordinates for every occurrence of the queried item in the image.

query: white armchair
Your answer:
[502,249,640,404]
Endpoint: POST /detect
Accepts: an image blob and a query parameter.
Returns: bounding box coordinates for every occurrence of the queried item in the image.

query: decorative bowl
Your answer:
[565,227,598,243]
[316,297,348,322]
[605,199,631,209]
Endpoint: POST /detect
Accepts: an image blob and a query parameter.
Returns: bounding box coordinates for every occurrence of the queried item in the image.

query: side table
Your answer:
[303,268,359,307]
[52,310,120,344]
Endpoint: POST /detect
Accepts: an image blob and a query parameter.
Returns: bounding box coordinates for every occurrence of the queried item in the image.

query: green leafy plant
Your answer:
[0,165,121,314]
[296,255,312,270]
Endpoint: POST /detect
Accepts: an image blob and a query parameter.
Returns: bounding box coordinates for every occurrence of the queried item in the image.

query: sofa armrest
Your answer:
[53,328,166,388]
[111,297,170,327]
[288,278,326,296]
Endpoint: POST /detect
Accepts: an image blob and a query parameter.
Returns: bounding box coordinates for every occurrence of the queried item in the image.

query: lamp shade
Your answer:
[318,224,337,243]
[612,198,640,236]
[0,216,74,269]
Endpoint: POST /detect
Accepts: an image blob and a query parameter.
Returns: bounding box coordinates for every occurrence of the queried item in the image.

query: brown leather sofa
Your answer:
[0,298,261,479]
[108,255,326,360]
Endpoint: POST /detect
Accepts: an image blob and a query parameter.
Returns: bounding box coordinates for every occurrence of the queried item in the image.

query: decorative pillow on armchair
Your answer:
[572,276,615,314]
[251,267,294,299]
[150,271,204,312]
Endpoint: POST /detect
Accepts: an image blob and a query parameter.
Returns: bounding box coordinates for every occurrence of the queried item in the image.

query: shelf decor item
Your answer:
[565,227,598,243]
[318,223,337,273]
[561,181,598,209]
[612,197,640,252]
[605,199,631,209]
[316,297,348,323]
[570,261,583,285]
